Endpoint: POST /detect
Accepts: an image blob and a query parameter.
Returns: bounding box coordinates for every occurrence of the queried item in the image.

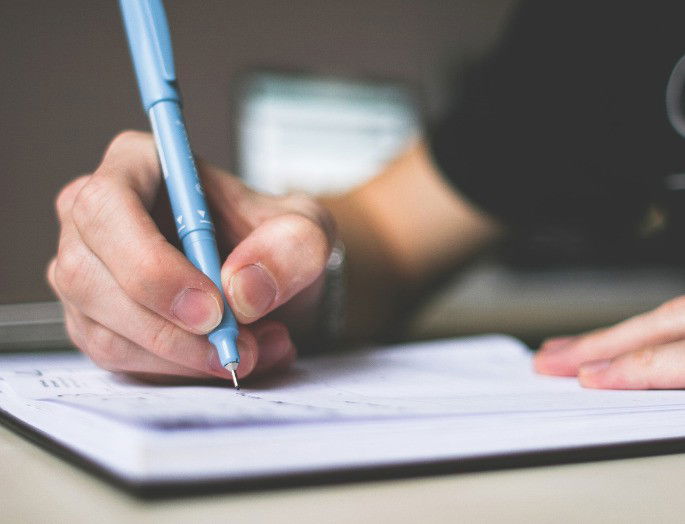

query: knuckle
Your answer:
[55,175,91,218]
[54,248,86,296]
[107,130,152,155]
[122,241,170,302]
[55,187,71,219]
[104,131,158,184]
[71,176,115,233]
[146,320,177,359]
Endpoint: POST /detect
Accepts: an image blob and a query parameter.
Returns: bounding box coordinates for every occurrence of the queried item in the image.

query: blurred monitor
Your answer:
[236,72,419,195]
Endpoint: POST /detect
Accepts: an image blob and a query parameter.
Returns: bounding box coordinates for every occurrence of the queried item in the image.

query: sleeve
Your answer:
[429,0,665,243]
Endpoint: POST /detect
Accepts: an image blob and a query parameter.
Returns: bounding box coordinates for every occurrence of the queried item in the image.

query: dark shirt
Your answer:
[430,0,685,265]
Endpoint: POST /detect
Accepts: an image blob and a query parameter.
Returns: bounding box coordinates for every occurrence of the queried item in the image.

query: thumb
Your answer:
[221,212,332,324]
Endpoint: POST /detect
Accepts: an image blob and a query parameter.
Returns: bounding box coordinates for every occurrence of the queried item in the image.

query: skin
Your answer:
[50,130,685,389]
[49,131,332,381]
[49,131,498,382]
[535,299,685,389]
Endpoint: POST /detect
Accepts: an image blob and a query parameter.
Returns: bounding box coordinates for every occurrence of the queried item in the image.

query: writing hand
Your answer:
[48,131,335,381]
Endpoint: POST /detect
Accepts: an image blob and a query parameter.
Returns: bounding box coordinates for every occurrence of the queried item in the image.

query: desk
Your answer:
[4,265,685,522]
[1,424,681,523]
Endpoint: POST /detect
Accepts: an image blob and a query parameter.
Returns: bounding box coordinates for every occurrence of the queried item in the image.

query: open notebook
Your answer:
[2,335,685,494]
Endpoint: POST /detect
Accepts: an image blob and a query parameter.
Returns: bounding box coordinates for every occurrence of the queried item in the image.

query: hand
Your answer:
[534,296,685,389]
[48,131,335,381]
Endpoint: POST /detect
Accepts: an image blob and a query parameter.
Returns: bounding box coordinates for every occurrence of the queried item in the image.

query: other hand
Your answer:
[535,296,685,389]
[48,131,335,381]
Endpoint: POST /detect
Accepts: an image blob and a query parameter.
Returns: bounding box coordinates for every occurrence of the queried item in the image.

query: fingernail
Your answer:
[228,264,277,320]
[173,288,222,334]
[579,359,611,376]
[257,326,291,369]
[538,336,576,354]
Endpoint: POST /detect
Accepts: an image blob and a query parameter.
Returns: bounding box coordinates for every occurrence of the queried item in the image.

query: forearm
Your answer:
[321,140,502,341]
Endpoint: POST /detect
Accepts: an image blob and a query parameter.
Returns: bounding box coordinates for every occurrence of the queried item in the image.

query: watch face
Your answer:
[237,72,418,196]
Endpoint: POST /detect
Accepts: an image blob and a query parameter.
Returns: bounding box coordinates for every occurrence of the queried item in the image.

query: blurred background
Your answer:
[0,0,515,304]
[3,0,685,350]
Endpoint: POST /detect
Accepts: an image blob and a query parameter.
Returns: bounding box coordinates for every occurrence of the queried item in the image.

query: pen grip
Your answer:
[149,101,240,356]
[149,101,213,238]
[184,230,240,358]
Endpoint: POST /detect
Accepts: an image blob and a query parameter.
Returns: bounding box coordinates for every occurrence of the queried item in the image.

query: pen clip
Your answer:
[142,0,176,83]
[119,0,179,110]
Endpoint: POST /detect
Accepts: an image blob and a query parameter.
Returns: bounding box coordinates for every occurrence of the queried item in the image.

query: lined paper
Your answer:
[2,335,685,483]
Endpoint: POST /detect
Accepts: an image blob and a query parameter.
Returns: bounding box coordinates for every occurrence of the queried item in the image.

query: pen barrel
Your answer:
[183,230,240,360]
[149,101,240,362]
[149,101,213,238]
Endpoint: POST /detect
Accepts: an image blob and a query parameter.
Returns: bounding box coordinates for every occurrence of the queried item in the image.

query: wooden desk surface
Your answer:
[1,424,681,524]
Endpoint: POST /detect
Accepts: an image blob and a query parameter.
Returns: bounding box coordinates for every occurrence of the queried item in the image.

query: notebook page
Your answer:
[2,335,685,482]
[5,335,685,427]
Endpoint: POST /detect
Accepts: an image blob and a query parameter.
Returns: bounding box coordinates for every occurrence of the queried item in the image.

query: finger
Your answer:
[221,213,331,323]
[54,259,215,379]
[63,304,213,378]
[200,161,335,246]
[54,175,91,224]
[55,239,265,381]
[53,211,254,379]
[46,257,58,296]
[578,341,685,389]
[534,299,685,376]
[230,328,259,379]
[538,336,577,353]
[61,285,260,381]
[200,162,335,328]
[199,161,259,246]
[249,320,297,378]
[70,131,224,335]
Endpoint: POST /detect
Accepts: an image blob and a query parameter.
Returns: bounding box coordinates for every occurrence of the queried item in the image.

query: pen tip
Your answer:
[230,369,240,390]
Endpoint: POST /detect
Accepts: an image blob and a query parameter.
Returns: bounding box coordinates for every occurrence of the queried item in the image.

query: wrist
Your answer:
[294,238,347,354]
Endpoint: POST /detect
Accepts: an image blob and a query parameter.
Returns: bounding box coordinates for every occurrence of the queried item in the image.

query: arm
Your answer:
[323,140,502,340]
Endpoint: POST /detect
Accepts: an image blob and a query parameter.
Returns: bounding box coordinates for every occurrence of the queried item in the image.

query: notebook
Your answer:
[2,335,685,495]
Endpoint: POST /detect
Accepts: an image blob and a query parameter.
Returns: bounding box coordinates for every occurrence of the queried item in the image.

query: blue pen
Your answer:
[119,0,241,387]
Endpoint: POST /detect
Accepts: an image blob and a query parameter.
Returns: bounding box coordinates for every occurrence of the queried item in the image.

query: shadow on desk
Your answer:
[408,262,685,346]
